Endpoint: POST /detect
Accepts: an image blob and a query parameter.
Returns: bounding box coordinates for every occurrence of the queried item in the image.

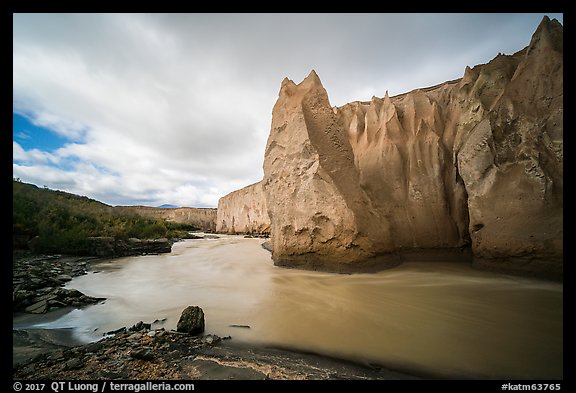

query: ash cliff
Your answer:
[118,206,217,232]
[216,181,270,234]
[217,16,563,278]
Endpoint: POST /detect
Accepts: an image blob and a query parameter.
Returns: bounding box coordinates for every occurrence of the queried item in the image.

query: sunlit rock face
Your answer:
[216,181,270,235]
[222,17,563,277]
[262,71,395,271]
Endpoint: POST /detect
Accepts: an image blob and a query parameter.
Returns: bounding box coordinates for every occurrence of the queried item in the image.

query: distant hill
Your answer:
[157,204,179,208]
[13,180,199,255]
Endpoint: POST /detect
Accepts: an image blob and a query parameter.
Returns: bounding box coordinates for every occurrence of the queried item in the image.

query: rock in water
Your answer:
[176,306,205,335]
[24,299,48,314]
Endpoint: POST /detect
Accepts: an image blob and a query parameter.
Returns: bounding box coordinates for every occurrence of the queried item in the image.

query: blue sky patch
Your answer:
[13,112,71,152]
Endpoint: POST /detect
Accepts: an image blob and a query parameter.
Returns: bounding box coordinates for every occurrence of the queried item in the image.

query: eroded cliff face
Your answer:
[456,17,563,276]
[222,17,563,277]
[117,206,217,232]
[338,86,470,250]
[262,71,396,270]
[216,181,270,234]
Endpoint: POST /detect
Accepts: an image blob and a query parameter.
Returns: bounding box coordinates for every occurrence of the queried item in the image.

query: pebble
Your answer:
[127,333,142,341]
[65,358,84,370]
[130,347,154,361]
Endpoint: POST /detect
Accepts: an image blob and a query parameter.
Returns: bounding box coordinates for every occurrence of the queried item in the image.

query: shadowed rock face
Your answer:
[339,87,470,250]
[220,17,563,277]
[457,17,563,276]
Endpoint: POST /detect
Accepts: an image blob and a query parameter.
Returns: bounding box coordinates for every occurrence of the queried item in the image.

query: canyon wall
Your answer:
[219,16,563,278]
[117,206,217,232]
[456,17,563,275]
[216,181,270,234]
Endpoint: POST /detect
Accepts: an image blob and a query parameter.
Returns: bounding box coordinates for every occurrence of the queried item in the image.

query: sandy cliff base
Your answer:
[273,248,474,274]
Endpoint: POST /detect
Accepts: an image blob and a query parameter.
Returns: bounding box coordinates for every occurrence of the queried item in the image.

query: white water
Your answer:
[14,235,563,378]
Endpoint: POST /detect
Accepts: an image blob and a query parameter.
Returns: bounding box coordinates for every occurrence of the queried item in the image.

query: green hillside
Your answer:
[13,180,197,254]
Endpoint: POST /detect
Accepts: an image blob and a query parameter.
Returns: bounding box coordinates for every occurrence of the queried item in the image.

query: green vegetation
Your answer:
[13,180,198,254]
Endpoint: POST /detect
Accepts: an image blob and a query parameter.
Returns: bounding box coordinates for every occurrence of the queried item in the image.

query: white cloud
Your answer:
[15,131,31,140]
[13,141,61,165]
[12,13,562,207]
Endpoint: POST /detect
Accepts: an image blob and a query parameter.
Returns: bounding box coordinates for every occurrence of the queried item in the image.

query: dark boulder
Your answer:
[176,306,205,335]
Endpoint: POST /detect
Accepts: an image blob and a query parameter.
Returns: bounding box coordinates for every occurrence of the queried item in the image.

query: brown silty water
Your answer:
[14,235,562,379]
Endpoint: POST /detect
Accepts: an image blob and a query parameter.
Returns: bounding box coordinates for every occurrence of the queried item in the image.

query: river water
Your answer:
[14,235,563,379]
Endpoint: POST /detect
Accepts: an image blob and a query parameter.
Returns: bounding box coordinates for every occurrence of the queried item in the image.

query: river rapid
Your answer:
[13,235,563,379]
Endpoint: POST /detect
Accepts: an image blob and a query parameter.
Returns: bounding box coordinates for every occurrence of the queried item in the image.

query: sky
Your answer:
[13,13,563,208]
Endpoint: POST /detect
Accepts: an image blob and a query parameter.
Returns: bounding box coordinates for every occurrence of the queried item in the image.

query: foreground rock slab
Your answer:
[13,328,419,380]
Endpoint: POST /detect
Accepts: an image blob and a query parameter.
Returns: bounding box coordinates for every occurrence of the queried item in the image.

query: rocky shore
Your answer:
[13,249,421,380]
[82,237,174,258]
[13,234,183,315]
[13,253,105,314]
[13,323,419,380]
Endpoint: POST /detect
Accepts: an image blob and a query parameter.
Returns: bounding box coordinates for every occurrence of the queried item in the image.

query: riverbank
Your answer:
[12,249,420,380]
[13,326,420,380]
[13,235,194,314]
[13,237,563,379]
[13,252,106,314]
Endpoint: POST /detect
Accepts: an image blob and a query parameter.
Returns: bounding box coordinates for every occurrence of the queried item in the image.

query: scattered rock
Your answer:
[13,254,105,313]
[66,289,83,298]
[130,347,154,361]
[261,241,272,252]
[12,324,420,380]
[184,234,204,239]
[98,369,124,379]
[229,324,251,329]
[176,306,205,335]
[105,327,126,336]
[127,333,143,342]
[55,274,73,282]
[152,318,167,324]
[49,351,64,360]
[86,237,173,257]
[129,321,151,332]
[65,358,83,370]
[25,300,48,314]
[86,342,104,353]
[203,334,221,345]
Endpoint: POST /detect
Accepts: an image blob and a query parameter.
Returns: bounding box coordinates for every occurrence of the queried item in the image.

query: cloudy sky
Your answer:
[13,13,563,208]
